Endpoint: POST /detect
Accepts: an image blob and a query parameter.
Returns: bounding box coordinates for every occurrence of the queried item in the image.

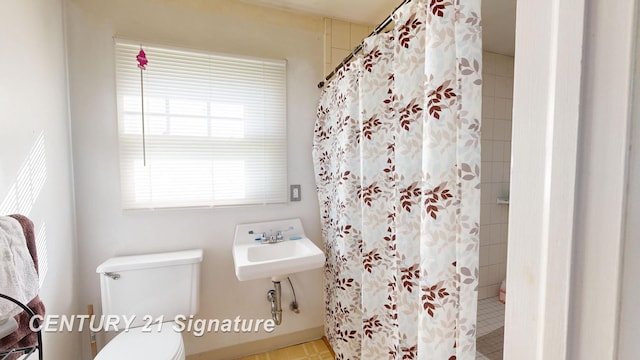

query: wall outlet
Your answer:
[290,185,301,201]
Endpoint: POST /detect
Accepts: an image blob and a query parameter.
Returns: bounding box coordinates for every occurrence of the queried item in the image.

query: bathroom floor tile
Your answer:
[238,354,270,360]
[240,339,333,360]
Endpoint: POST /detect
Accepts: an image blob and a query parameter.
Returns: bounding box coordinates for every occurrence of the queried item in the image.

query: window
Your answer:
[115,41,287,209]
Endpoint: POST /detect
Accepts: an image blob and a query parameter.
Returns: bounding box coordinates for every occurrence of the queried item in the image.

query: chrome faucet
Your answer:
[258,231,280,244]
[255,226,294,244]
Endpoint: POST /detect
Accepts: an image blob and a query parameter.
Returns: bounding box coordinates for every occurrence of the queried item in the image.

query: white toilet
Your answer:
[94,249,203,360]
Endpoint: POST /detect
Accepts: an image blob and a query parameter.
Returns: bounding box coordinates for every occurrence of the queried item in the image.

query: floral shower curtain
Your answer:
[312,0,481,359]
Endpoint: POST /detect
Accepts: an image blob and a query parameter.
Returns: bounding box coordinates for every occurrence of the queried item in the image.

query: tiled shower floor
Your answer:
[476,296,506,360]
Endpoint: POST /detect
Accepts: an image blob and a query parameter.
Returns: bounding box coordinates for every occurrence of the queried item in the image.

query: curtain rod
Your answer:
[316,0,412,89]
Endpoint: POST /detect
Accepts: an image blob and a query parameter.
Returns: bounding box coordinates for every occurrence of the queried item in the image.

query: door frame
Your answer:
[506,0,638,358]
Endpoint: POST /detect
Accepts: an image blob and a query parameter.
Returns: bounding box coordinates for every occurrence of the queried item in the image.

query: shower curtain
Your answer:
[312,0,481,359]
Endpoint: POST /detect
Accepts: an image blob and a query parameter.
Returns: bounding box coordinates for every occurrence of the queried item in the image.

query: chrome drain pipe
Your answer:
[267,281,283,325]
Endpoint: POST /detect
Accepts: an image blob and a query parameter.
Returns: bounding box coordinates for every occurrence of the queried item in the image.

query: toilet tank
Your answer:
[96,249,203,328]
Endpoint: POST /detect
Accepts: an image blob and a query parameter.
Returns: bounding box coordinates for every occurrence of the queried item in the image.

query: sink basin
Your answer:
[232,218,325,281]
[247,241,309,262]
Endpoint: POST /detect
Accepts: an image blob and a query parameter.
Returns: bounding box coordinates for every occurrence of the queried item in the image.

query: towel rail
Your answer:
[0,294,43,360]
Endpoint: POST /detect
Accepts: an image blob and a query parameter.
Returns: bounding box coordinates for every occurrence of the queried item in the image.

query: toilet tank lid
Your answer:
[96,249,203,273]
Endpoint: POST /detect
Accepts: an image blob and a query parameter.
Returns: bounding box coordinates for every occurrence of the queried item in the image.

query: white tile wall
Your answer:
[331,20,351,50]
[323,18,375,75]
[479,51,514,300]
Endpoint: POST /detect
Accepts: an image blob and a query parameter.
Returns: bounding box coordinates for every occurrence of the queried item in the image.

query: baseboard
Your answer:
[321,336,335,358]
[186,326,324,360]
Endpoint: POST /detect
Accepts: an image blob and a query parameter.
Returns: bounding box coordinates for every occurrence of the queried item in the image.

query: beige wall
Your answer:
[64,0,325,358]
[479,51,514,299]
[0,0,80,358]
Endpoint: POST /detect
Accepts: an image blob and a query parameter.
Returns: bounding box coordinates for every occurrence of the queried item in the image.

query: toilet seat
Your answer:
[95,322,185,360]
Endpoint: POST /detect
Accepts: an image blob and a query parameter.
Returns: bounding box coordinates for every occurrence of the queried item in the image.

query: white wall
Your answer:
[618,8,640,358]
[568,0,636,357]
[505,0,585,357]
[64,0,324,358]
[618,23,640,355]
[0,0,80,359]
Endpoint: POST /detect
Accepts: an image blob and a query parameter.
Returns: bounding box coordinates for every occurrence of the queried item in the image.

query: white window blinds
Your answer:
[115,41,287,209]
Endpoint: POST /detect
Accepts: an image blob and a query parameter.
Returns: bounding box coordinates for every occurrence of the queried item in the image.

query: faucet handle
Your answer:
[276,231,284,240]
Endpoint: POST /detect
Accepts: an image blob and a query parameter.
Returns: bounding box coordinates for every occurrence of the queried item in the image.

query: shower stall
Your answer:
[313,0,482,358]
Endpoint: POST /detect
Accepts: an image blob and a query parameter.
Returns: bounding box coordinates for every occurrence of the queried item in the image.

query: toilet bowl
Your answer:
[95,249,202,360]
[94,323,185,360]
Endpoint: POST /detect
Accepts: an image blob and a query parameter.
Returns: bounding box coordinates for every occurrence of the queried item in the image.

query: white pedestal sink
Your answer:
[232,218,325,281]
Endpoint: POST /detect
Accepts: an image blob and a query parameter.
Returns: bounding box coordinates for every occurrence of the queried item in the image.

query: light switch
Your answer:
[290,185,301,201]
